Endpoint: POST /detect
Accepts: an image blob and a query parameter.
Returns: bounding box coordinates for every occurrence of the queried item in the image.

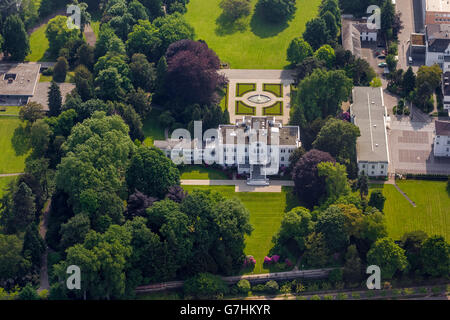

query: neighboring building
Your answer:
[353,23,378,42]
[423,0,450,26]
[342,18,362,58]
[28,82,76,111]
[425,23,450,68]
[434,120,450,157]
[154,116,301,185]
[0,63,40,106]
[441,72,450,115]
[350,87,390,178]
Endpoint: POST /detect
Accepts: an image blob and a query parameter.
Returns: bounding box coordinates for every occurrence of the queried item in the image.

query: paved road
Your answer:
[136,268,334,293]
[84,24,97,47]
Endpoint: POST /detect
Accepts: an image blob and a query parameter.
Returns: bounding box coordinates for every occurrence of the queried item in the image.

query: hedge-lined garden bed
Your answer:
[236,83,256,97]
[263,101,283,116]
[263,83,283,97]
[236,101,256,115]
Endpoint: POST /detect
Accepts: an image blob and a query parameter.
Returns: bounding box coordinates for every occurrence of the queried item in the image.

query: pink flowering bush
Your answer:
[264,256,272,264]
[272,255,280,263]
[243,255,256,268]
[285,259,293,267]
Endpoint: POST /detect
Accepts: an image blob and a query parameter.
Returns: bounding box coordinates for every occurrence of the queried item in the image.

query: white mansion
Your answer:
[154,116,301,185]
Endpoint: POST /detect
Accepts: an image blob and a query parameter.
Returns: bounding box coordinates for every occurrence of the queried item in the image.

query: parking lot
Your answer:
[388,119,450,175]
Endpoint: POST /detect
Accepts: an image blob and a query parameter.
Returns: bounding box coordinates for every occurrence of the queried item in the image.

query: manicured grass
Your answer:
[40,72,75,83]
[236,83,256,97]
[0,118,30,174]
[0,106,21,116]
[0,176,16,198]
[91,21,100,37]
[185,0,321,69]
[182,185,300,274]
[219,85,228,112]
[263,101,283,115]
[180,165,229,180]
[236,101,256,115]
[142,109,166,146]
[263,83,283,97]
[370,180,450,240]
[26,23,50,62]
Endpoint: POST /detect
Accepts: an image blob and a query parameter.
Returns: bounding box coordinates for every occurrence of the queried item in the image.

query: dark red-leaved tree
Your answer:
[292,149,335,207]
[165,40,226,105]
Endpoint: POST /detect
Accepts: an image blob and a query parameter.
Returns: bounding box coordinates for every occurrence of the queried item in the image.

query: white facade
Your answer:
[358,162,389,177]
[434,135,450,156]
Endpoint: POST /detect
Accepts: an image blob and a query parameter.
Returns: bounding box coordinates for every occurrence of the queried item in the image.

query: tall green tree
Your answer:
[367,237,408,279]
[45,15,80,57]
[126,146,180,199]
[420,235,450,277]
[2,15,30,61]
[48,81,62,117]
[303,17,329,51]
[287,38,312,65]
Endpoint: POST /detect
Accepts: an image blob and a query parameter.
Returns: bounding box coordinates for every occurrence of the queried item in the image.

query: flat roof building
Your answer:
[424,0,450,25]
[0,63,40,106]
[350,87,390,177]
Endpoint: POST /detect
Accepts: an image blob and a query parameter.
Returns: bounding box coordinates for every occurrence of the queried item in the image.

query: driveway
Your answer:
[397,0,424,71]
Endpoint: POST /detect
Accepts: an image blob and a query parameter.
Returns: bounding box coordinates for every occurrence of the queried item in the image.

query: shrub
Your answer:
[328,268,343,284]
[323,294,333,300]
[296,295,307,300]
[432,286,442,295]
[402,288,414,296]
[311,294,321,300]
[42,68,53,76]
[18,284,39,300]
[53,56,68,83]
[321,282,331,291]
[272,255,280,263]
[383,281,392,290]
[264,280,279,294]
[184,273,228,299]
[263,256,272,265]
[418,287,428,294]
[237,279,251,294]
[392,289,401,296]
[307,282,320,292]
[295,282,305,294]
[38,289,49,300]
[253,284,266,293]
[351,292,360,299]
[280,283,292,295]
[336,293,348,300]
[366,290,375,298]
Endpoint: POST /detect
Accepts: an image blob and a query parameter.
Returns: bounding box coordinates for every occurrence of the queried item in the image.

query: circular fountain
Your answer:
[248,94,271,104]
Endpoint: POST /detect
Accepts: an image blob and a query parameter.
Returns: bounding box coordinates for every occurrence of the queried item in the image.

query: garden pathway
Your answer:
[180,179,294,192]
[0,173,24,177]
[84,24,97,47]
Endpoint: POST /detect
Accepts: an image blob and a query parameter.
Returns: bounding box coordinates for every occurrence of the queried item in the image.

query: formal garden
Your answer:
[235,101,256,115]
[263,101,283,116]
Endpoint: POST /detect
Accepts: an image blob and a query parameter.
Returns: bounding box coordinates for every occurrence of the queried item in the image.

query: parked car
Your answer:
[378,62,388,68]
[377,55,386,59]
[408,56,413,64]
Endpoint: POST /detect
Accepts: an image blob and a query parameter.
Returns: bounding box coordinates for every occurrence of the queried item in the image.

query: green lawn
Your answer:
[180,165,228,180]
[236,101,256,115]
[185,0,321,69]
[263,83,283,97]
[0,118,30,174]
[370,181,450,240]
[263,101,283,115]
[0,106,21,116]
[236,83,256,97]
[0,176,16,198]
[142,109,166,146]
[26,23,50,62]
[182,185,300,274]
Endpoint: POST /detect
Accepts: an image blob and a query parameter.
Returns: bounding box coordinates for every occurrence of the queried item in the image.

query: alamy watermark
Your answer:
[169,121,281,175]
[67,5,81,30]
[367,5,381,30]
[66,265,81,290]
[366,265,381,290]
